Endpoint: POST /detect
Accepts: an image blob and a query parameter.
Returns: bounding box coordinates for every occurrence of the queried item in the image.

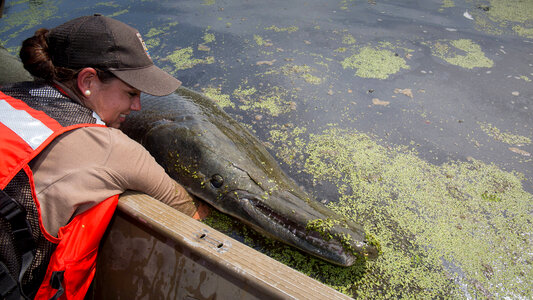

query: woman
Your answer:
[0,15,205,299]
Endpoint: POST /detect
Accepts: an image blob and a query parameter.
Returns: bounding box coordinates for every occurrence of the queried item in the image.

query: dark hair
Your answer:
[19,28,116,96]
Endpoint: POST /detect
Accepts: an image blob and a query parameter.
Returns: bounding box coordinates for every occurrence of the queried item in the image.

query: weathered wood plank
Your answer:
[92,191,351,299]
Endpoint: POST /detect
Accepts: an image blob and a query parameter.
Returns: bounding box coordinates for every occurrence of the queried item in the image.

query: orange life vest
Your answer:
[0,90,118,299]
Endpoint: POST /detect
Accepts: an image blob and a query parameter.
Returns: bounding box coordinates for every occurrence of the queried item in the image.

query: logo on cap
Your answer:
[136,32,152,60]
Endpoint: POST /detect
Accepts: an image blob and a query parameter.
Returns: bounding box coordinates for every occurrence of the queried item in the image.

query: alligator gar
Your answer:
[123,88,378,266]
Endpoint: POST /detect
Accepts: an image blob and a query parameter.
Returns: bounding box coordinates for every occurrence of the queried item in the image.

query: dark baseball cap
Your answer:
[47,14,181,96]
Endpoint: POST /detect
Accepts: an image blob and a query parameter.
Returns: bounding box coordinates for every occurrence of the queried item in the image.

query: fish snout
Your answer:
[224,189,379,266]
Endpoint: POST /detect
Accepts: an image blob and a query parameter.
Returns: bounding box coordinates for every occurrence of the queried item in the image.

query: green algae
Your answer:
[472,0,533,38]
[235,86,294,117]
[233,86,257,99]
[334,47,348,53]
[95,2,119,8]
[145,38,160,48]
[143,22,179,50]
[265,25,299,33]
[342,34,356,45]
[108,9,128,17]
[479,122,532,145]
[300,127,532,298]
[341,46,410,79]
[198,31,215,52]
[486,0,533,24]
[202,87,235,109]
[0,0,61,42]
[339,0,356,11]
[239,89,290,116]
[203,32,215,44]
[166,47,214,71]
[306,218,340,240]
[202,209,237,233]
[146,27,165,38]
[270,64,323,85]
[144,22,179,38]
[267,124,307,166]
[307,218,376,257]
[253,34,266,46]
[441,0,455,8]
[512,25,533,38]
[518,75,531,82]
[426,39,493,69]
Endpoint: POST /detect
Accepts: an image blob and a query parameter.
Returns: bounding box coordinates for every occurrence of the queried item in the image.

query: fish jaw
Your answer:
[222,189,378,266]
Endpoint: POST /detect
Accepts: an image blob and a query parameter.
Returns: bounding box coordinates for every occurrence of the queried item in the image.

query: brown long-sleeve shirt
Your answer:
[30,126,196,237]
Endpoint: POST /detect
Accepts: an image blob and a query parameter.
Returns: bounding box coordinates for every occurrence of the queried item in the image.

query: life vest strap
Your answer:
[0,189,35,300]
[0,262,22,300]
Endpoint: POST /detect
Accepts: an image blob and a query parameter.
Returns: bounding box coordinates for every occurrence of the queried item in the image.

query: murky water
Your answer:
[1,0,532,298]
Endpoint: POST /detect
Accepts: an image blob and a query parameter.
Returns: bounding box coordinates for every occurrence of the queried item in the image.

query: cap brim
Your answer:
[110,64,181,96]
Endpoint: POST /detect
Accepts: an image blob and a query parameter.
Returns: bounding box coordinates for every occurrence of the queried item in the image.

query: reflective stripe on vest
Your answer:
[0,99,54,150]
[0,92,64,189]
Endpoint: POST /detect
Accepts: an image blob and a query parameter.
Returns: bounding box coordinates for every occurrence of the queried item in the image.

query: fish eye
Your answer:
[210,174,224,188]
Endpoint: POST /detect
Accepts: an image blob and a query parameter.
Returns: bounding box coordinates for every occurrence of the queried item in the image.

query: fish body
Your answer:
[121,87,378,266]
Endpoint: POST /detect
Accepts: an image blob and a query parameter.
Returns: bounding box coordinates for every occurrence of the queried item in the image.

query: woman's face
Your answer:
[89,77,142,128]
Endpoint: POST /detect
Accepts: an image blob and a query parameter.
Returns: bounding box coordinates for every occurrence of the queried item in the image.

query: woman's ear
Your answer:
[77,68,98,98]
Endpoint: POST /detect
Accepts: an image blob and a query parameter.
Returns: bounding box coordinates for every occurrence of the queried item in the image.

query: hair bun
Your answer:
[20,28,55,80]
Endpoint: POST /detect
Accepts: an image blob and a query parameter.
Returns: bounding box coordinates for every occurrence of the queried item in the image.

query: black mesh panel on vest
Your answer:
[1,81,98,296]
[1,81,97,126]
[1,171,57,297]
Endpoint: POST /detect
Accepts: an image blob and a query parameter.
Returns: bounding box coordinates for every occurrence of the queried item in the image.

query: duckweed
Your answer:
[267,124,307,165]
[341,46,410,79]
[202,87,235,109]
[143,22,179,49]
[238,86,293,116]
[233,86,257,99]
[108,9,128,17]
[166,47,214,71]
[473,0,533,38]
[0,0,60,42]
[306,218,339,240]
[426,39,493,69]
[342,34,356,45]
[518,75,531,82]
[265,25,299,33]
[269,64,323,85]
[479,122,531,145]
[300,127,532,298]
[253,34,266,46]
[146,27,165,38]
[203,32,215,44]
[487,0,533,24]
[441,0,455,9]
[512,25,533,38]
